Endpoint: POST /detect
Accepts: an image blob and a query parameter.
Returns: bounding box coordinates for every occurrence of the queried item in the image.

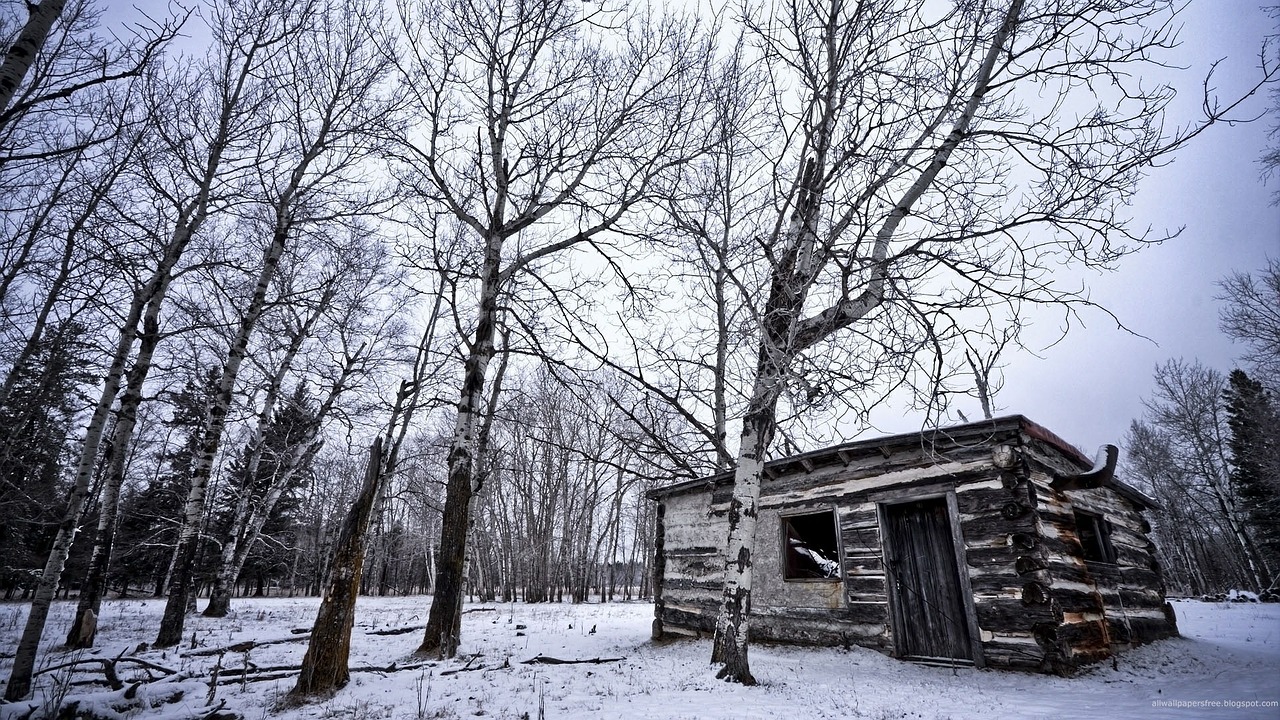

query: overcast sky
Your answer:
[97,0,1277,459]
[870,0,1280,456]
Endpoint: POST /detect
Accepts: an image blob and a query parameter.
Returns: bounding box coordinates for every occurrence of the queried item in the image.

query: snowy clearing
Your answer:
[1,597,1277,719]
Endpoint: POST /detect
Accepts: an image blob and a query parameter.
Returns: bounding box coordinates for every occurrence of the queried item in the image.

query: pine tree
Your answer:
[108,371,216,597]
[0,321,94,598]
[205,384,317,610]
[1224,369,1280,595]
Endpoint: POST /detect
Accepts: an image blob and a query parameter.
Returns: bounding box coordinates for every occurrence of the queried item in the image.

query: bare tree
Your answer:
[387,0,709,657]
[1126,359,1274,593]
[0,0,67,116]
[0,0,175,143]
[290,435,386,696]
[155,0,398,646]
[290,279,449,697]
[202,231,406,617]
[1219,258,1280,386]
[699,0,1276,684]
[1,3,187,700]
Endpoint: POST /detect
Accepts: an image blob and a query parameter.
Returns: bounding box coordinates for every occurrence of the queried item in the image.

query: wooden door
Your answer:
[882,497,973,661]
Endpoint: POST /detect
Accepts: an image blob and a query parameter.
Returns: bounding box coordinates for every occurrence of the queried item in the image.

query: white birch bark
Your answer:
[1,36,253,690]
[0,0,68,120]
[203,293,333,616]
[155,201,301,645]
[155,1,383,636]
[710,0,1026,684]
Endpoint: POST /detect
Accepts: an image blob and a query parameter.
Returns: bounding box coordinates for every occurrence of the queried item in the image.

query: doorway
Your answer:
[881,497,974,662]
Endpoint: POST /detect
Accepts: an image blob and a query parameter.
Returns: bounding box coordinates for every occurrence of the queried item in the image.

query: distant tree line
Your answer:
[1125,260,1280,599]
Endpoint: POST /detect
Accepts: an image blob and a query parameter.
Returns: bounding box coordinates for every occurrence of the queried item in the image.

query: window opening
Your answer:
[1074,510,1115,564]
[783,510,841,580]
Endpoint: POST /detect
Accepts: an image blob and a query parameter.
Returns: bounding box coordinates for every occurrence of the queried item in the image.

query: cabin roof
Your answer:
[647,414,1154,508]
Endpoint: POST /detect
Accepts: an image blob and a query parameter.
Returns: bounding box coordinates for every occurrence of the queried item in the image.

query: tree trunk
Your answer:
[156,213,292,646]
[3,201,201,698]
[0,0,68,121]
[707,0,1023,685]
[709,365,782,686]
[65,282,165,647]
[291,438,384,696]
[418,233,503,657]
[202,307,330,617]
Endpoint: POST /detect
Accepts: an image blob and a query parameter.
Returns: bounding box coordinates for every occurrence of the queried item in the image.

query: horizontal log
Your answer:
[664,546,721,557]
[1015,556,1048,575]
[978,639,1047,671]
[844,555,885,574]
[1049,587,1105,613]
[1120,566,1162,589]
[841,602,891,625]
[973,598,1057,633]
[964,545,1017,568]
[1122,616,1179,644]
[667,556,722,578]
[845,575,886,600]
[967,573,1022,595]
[959,514,1035,543]
[839,508,879,530]
[663,578,722,592]
[840,527,882,554]
[956,487,1017,515]
[1115,587,1166,609]
[749,616,888,647]
[659,606,716,634]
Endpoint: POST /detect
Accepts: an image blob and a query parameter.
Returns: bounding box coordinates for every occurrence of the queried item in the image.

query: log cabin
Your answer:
[648,415,1178,674]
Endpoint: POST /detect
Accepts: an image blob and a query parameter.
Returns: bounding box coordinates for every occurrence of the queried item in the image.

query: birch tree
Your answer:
[0,0,174,147]
[705,0,1276,684]
[0,0,67,116]
[202,231,407,616]
[1218,259,1280,386]
[155,0,398,646]
[1127,360,1275,593]
[389,0,709,657]
[1,8,194,703]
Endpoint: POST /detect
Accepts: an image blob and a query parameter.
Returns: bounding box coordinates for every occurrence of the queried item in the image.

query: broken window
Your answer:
[1074,510,1115,564]
[783,510,841,580]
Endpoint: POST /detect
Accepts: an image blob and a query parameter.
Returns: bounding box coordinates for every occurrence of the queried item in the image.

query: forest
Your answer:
[1,0,1277,700]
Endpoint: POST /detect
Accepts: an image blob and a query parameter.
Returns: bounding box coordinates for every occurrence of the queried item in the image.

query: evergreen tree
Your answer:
[1224,369,1280,594]
[208,384,317,599]
[0,321,94,598]
[108,370,216,596]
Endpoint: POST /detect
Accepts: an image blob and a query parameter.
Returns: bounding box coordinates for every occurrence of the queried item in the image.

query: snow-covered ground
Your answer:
[1,596,1277,719]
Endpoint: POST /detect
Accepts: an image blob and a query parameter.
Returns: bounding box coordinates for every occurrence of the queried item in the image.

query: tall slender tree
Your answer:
[155,0,398,646]
[1224,369,1280,589]
[389,0,710,657]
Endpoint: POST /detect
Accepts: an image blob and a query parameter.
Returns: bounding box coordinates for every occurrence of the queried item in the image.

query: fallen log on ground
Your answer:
[365,609,496,636]
[33,654,180,690]
[186,634,310,657]
[366,625,423,636]
[520,655,624,666]
[214,660,438,685]
[3,675,235,719]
